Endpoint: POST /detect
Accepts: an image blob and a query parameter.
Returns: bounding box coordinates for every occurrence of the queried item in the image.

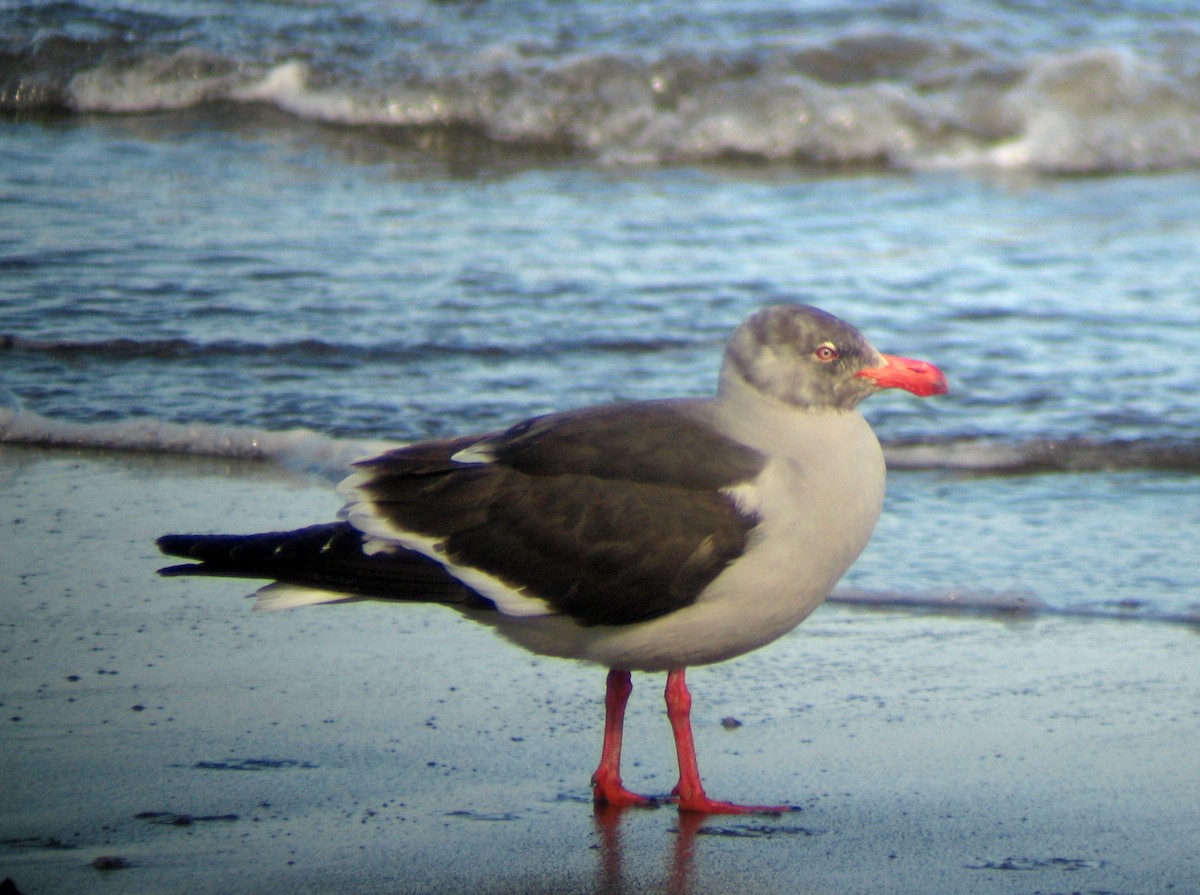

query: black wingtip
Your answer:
[156,533,200,559]
[155,533,212,576]
[157,562,203,577]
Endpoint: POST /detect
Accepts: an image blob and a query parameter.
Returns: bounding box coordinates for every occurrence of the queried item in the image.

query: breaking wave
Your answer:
[4,28,1200,174]
[0,407,393,481]
[883,438,1200,475]
[829,588,1200,628]
[3,407,1198,477]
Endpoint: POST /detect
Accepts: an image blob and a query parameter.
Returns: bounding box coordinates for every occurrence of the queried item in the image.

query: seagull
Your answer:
[157,304,947,814]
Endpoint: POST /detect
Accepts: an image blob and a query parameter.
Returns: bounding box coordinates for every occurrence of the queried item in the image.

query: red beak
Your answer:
[856,353,949,397]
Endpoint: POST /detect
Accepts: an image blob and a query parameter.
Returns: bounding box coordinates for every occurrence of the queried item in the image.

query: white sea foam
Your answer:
[0,408,394,481]
[830,587,1200,627]
[4,406,1196,477]
[917,48,1200,174]
[67,49,247,113]
[38,40,1200,174]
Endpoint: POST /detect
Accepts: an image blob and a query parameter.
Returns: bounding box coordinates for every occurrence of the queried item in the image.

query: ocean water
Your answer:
[1,0,1199,625]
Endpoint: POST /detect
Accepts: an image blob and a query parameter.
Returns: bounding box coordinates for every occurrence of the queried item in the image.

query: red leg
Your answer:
[591,669,657,808]
[665,668,793,815]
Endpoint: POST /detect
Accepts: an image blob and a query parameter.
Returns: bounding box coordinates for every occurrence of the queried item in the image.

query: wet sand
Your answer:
[1,445,1197,894]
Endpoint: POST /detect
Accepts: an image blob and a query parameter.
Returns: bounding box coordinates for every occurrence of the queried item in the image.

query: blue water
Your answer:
[1,0,1199,623]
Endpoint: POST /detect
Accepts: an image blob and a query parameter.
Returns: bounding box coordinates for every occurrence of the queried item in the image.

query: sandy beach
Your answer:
[1,444,1197,895]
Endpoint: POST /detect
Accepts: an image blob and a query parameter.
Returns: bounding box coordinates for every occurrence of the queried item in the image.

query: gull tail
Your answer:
[157,522,484,610]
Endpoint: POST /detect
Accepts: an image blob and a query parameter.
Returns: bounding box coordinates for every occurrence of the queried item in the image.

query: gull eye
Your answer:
[814,342,840,363]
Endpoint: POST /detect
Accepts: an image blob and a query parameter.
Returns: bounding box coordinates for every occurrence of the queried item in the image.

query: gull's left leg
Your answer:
[664,668,793,815]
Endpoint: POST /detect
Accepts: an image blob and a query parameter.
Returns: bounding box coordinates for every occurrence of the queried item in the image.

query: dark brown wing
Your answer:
[348,401,765,626]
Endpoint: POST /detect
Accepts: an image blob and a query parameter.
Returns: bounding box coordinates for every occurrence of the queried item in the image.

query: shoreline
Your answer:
[1,445,1197,894]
